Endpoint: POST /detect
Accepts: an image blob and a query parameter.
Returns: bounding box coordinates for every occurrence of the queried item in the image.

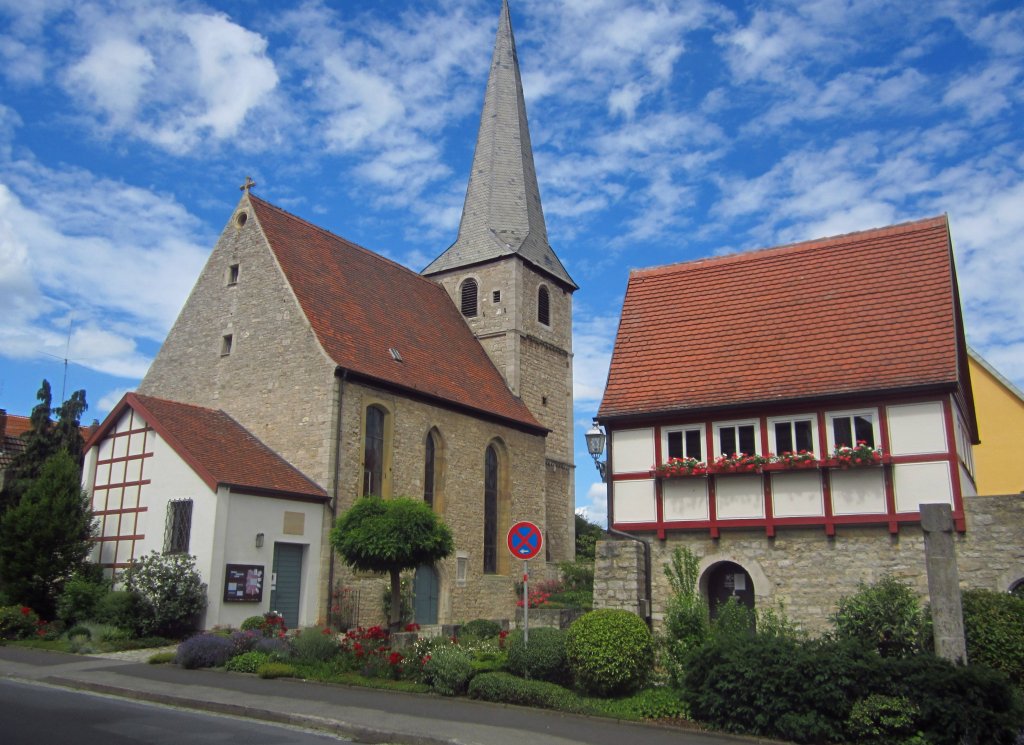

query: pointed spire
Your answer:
[423,0,576,290]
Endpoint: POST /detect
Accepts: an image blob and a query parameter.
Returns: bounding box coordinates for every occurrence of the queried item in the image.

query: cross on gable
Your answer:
[240,176,256,193]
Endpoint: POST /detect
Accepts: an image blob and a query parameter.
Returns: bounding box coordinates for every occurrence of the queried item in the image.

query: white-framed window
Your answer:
[826,409,878,450]
[767,415,818,457]
[714,419,760,457]
[662,425,705,461]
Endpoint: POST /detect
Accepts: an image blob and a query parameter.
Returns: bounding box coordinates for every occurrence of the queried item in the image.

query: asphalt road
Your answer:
[0,678,351,745]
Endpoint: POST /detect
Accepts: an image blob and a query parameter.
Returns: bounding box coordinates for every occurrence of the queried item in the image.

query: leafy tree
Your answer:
[123,552,207,638]
[574,513,604,560]
[331,496,454,631]
[0,450,95,617]
[1,380,88,513]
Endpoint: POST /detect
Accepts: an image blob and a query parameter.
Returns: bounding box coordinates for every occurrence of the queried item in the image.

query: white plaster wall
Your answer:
[887,402,947,455]
[716,475,764,519]
[893,462,953,512]
[611,428,655,474]
[830,468,886,514]
[663,478,708,520]
[613,479,657,522]
[204,491,325,629]
[771,471,824,517]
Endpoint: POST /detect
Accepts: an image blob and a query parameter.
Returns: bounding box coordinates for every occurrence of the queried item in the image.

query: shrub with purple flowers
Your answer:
[175,633,234,669]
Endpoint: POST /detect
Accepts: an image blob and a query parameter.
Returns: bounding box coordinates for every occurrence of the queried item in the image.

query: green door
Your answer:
[270,543,304,629]
[413,564,439,624]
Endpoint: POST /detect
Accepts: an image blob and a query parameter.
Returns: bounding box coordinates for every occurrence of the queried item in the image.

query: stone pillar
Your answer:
[921,503,967,663]
[593,539,648,618]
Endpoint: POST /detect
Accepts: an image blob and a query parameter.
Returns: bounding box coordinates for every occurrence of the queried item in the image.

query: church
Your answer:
[81,1,576,631]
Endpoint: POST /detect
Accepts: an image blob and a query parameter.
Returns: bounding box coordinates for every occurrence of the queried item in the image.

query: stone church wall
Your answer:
[138,200,337,487]
[595,494,1024,636]
[330,379,556,627]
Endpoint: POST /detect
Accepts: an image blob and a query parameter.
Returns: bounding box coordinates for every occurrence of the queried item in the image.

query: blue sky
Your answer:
[1,0,1022,526]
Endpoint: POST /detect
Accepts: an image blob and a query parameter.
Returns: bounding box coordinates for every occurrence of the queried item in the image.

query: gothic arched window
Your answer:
[483,445,499,574]
[363,405,387,496]
[424,432,437,508]
[538,285,550,326]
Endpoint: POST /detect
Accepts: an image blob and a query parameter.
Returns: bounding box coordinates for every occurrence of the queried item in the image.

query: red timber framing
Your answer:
[90,408,152,573]
[607,393,970,539]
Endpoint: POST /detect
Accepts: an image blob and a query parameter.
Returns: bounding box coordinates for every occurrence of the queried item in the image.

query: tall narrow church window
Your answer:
[221,334,233,356]
[227,263,239,286]
[483,445,498,574]
[424,432,436,508]
[164,499,193,554]
[538,286,550,326]
[363,405,386,496]
[460,279,479,317]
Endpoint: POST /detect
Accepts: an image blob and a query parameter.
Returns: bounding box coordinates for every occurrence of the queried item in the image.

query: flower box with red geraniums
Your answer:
[827,441,884,468]
[654,457,708,478]
[710,453,770,474]
[764,450,819,470]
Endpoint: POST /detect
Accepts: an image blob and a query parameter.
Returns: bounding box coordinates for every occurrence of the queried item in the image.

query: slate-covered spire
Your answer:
[423,0,576,290]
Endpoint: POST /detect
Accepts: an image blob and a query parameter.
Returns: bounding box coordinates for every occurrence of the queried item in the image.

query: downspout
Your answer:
[327,368,348,629]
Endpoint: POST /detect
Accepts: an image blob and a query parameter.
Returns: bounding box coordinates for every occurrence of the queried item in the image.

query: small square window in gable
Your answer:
[221,334,233,356]
[227,263,239,286]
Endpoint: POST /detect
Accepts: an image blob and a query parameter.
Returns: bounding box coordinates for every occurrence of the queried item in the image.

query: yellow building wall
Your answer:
[970,357,1024,495]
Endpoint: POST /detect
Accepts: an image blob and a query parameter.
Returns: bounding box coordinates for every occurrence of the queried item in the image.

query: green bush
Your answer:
[847,694,924,744]
[458,619,501,641]
[226,651,272,673]
[258,662,296,679]
[147,651,176,665]
[65,624,92,640]
[617,687,688,720]
[123,552,207,638]
[709,597,755,643]
[290,627,340,663]
[56,574,109,627]
[175,633,234,669]
[0,605,39,640]
[660,547,709,687]
[423,643,474,696]
[566,609,653,697]
[831,574,926,658]
[468,672,584,712]
[240,615,265,631]
[962,588,1024,688]
[93,590,148,635]
[506,627,568,684]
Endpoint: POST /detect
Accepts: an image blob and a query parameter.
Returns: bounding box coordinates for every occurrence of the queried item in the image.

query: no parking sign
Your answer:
[507,521,543,560]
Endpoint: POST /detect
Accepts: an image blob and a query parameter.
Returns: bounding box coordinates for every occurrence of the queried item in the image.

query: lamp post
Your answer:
[585,418,607,482]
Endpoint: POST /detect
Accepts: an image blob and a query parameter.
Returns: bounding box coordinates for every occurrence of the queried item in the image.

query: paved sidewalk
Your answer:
[0,645,767,745]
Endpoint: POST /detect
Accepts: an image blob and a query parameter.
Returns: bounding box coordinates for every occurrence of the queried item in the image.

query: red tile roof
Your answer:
[87,394,328,502]
[599,215,968,419]
[4,414,31,438]
[248,196,544,433]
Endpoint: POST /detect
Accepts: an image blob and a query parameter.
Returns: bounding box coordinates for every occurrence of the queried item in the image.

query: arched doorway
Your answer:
[413,565,439,624]
[706,561,755,618]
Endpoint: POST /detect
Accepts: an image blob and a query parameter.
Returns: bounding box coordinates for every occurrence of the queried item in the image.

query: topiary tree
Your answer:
[831,574,926,658]
[566,608,653,696]
[962,588,1024,688]
[0,449,95,617]
[331,496,454,632]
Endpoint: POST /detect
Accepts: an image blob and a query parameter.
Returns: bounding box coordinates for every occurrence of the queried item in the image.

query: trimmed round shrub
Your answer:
[506,627,568,684]
[423,643,474,696]
[566,609,653,696]
[469,671,584,712]
[962,588,1024,688]
[290,627,340,663]
[175,633,234,669]
[65,624,92,640]
[458,619,501,641]
[225,651,272,673]
[240,615,265,631]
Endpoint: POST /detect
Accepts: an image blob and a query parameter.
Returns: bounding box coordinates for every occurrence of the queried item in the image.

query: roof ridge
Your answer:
[633,214,948,278]
[248,195,447,294]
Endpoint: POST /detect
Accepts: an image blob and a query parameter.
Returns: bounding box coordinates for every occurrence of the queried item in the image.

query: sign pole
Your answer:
[523,561,529,645]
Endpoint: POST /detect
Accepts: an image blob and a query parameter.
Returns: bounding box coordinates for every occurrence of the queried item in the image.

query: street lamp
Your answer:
[585,418,607,482]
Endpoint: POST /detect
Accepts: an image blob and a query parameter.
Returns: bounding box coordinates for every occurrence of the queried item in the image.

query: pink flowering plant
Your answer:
[831,441,883,467]
[711,452,770,473]
[775,450,818,468]
[655,457,707,477]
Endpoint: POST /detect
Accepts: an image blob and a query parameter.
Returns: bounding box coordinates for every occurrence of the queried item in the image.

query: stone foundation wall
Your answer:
[593,494,1024,635]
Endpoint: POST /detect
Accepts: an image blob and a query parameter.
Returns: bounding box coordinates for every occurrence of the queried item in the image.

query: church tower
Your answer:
[423,0,577,561]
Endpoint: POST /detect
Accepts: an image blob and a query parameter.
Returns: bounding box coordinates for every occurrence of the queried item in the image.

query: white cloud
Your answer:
[573,310,620,406]
[65,38,155,127]
[943,62,1020,123]
[576,483,608,528]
